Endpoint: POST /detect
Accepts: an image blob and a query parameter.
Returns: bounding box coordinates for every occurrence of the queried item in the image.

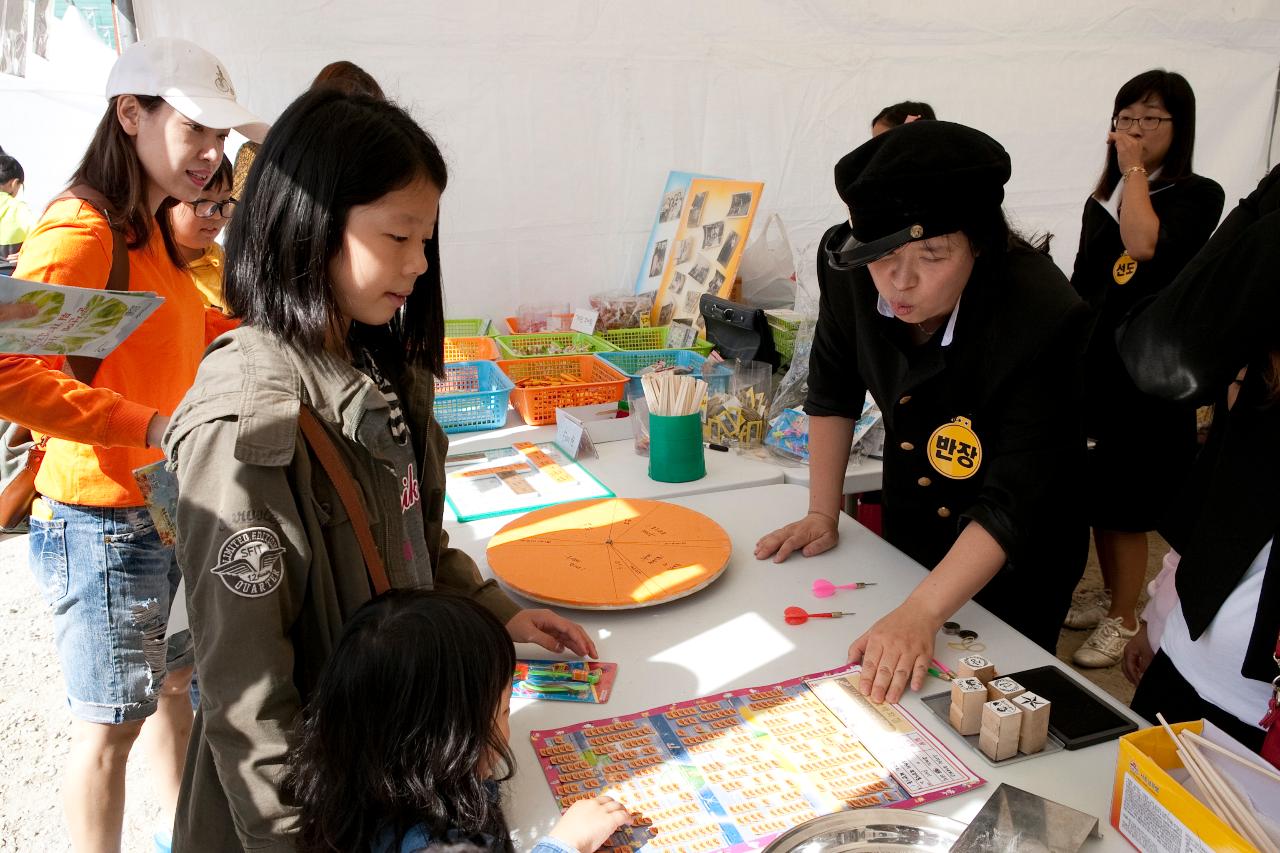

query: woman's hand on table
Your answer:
[847,603,940,704]
[1121,621,1154,686]
[754,511,839,563]
[507,609,598,658]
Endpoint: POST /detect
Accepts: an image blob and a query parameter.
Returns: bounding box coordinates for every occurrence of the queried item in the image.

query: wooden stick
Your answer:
[1182,729,1280,785]
[1182,738,1277,853]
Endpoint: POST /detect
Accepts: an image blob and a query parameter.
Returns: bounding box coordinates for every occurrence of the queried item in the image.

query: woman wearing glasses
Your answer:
[172,156,237,313]
[1065,70,1224,670]
[756,121,1091,704]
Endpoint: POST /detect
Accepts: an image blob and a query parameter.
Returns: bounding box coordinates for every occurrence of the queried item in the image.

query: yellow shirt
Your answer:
[188,242,227,312]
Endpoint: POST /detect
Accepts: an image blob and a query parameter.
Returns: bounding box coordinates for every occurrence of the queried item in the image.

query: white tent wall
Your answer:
[22,2,1280,323]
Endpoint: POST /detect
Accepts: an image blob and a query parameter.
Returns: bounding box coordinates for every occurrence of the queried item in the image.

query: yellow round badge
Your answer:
[1112,252,1138,285]
[927,417,982,480]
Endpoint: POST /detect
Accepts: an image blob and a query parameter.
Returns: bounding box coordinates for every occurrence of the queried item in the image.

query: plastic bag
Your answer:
[590,291,655,331]
[704,359,772,449]
[739,213,797,310]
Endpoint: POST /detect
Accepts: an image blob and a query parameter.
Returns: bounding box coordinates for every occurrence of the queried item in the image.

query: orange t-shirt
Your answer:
[1,198,227,507]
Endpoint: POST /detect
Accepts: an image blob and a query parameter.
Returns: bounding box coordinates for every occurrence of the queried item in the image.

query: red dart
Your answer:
[784,606,848,625]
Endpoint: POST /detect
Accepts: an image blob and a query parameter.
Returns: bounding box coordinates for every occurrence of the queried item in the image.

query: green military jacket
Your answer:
[163,325,520,852]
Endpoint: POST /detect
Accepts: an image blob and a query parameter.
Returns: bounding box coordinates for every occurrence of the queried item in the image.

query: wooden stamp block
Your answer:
[978,699,1022,761]
[948,677,986,736]
[1013,691,1051,754]
[986,676,1026,702]
[955,654,995,683]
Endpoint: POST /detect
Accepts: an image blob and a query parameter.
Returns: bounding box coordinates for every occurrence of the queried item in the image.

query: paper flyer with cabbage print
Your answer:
[0,275,164,357]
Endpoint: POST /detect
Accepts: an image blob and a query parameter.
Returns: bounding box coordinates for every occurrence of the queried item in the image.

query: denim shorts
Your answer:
[28,498,195,724]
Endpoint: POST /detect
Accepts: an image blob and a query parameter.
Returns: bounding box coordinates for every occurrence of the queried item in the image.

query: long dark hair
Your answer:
[223,87,449,374]
[284,590,517,853]
[67,96,185,266]
[311,60,386,99]
[1093,69,1198,201]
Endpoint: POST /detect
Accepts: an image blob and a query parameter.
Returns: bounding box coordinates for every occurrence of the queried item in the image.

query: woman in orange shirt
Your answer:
[0,39,263,852]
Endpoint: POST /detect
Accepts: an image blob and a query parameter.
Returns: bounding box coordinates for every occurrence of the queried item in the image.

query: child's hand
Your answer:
[506,609,598,658]
[548,795,632,853]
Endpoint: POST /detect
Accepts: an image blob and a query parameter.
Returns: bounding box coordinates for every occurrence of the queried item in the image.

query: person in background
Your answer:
[0,153,34,260]
[870,100,936,136]
[0,38,264,853]
[170,156,234,312]
[285,590,631,853]
[232,60,385,202]
[1065,69,1224,669]
[1119,165,1280,755]
[756,121,1090,704]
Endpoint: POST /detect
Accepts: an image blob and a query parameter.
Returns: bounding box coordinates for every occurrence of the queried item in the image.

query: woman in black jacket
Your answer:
[1118,166,1280,752]
[1067,69,1224,669]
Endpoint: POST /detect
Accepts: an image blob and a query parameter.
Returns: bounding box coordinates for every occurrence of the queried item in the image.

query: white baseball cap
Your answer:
[106,37,269,143]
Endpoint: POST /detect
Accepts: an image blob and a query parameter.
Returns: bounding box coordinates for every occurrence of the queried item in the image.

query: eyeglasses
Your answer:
[188,198,238,219]
[1113,115,1173,132]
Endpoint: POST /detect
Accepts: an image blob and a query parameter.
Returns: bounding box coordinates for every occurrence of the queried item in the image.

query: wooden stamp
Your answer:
[986,676,1026,702]
[955,654,995,683]
[1013,691,1051,754]
[948,677,987,736]
[978,699,1022,761]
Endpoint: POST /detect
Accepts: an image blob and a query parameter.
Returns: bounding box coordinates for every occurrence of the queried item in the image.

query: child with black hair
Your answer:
[285,589,632,853]
[0,153,32,259]
[164,87,597,851]
[170,155,235,311]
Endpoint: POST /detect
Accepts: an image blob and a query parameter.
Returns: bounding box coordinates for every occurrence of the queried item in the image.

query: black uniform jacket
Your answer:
[806,226,1091,649]
[1119,166,1280,683]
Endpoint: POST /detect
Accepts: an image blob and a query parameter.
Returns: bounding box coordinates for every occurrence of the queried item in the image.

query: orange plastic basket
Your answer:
[496,356,629,425]
[444,336,500,363]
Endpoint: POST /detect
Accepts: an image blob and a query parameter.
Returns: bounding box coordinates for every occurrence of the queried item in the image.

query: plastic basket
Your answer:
[598,325,715,357]
[433,360,513,433]
[504,313,575,333]
[497,356,629,425]
[594,349,733,399]
[444,317,492,337]
[443,336,500,363]
[495,332,619,359]
[766,310,803,363]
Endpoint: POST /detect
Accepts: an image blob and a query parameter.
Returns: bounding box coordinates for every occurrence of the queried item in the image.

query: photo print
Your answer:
[708,270,725,293]
[658,301,675,326]
[701,221,725,250]
[658,189,685,223]
[648,240,668,278]
[726,191,754,218]
[669,271,687,296]
[687,191,709,227]
[675,237,693,265]
[683,289,701,315]
[688,260,711,285]
[716,231,740,267]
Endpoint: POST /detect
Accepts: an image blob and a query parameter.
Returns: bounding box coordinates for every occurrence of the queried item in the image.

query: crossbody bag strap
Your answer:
[53,185,131,385]
[297,406,391,596]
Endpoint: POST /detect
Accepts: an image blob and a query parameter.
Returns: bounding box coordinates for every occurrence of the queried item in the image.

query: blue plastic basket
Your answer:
[593,349,732,399]
[434,360,513,433]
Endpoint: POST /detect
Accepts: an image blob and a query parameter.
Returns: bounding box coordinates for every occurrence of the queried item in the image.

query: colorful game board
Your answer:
[530,666,983,852]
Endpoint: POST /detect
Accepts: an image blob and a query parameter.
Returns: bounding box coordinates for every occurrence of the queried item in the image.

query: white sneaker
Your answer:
[1072,616,1137,668]
[1064,590,1111,630]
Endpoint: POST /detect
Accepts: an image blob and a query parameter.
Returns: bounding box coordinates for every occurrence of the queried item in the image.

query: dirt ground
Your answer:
[0,528,1164,851]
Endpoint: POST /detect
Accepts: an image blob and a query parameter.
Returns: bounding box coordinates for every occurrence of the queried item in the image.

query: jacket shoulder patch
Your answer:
[211,527,285,598]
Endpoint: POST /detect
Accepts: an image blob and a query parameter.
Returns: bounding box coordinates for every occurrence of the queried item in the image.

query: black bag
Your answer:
[699,293,779,368]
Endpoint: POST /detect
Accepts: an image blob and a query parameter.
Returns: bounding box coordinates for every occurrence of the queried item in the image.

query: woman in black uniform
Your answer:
[1066,69,1223,669]
[757,121,1090,704]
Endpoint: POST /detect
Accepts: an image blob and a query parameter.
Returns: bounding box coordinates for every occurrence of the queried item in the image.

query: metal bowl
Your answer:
[761,809,967,852]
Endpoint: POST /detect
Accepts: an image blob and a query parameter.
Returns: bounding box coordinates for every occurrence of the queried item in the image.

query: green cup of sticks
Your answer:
[642,369,707,483]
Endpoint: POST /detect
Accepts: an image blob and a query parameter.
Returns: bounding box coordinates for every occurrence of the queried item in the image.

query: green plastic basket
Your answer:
[445,317,493,337]
[598,325,715,356]
[495,332,619,359]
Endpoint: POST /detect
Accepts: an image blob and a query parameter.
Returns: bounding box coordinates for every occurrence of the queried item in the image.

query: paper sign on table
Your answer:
[555,408,598,460]
[443,442,612,522]
[570,308,600,335]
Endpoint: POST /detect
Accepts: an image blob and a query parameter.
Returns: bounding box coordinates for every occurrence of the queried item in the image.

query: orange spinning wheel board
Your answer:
[485,498,732,609]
